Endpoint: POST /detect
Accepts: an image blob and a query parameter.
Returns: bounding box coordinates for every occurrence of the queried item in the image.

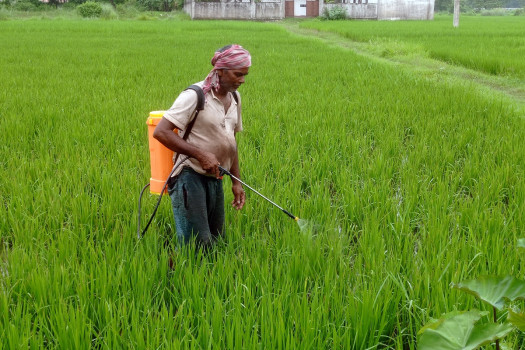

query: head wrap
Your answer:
[202,44,251,95]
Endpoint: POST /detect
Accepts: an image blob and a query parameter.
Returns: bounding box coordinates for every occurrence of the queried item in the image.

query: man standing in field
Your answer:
[153,44,250,249]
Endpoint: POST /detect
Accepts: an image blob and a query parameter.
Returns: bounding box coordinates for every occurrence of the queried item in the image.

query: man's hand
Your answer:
[231,183,245,210]
[198,151,221,179]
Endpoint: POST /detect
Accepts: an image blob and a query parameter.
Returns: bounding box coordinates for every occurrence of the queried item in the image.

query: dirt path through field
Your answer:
[281,22,525,115]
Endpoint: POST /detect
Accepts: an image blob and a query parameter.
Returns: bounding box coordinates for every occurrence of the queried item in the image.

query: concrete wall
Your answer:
[321,1,378,19]
[185,0,434,20]
[377,0,434,19]
[186,0,284,20]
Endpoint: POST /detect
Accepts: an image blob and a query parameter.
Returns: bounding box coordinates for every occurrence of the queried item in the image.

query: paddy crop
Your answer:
[1,18,524,348]
[300,15,525,79]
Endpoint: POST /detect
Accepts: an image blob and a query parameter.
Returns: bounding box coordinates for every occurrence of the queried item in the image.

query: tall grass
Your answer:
[1,19,524,348]
[300,15,525,79]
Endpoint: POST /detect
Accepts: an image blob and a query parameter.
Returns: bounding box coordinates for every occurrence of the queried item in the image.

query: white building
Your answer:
[184,0,435,20]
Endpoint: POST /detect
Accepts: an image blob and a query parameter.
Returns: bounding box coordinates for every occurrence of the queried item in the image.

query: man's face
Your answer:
[218,67,250,92]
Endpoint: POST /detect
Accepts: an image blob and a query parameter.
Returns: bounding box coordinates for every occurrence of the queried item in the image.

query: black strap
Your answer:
[182,84,205,140]
[172,85,205,167]
[231,90,239,105]
[186,84,205,112]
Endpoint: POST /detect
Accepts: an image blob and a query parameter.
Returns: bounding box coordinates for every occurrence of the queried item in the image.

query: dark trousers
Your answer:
[167,167,225,248]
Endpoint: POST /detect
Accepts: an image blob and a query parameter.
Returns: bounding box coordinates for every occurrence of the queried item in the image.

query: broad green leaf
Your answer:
[418,310,514,350]
[453,276,525,310]
[507,309,525,331]
[417,311,488,336]
[518,238,525,249]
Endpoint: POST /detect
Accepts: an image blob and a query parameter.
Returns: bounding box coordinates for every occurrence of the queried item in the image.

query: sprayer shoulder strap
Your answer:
[182,84,205,141]
[232,90,239,105]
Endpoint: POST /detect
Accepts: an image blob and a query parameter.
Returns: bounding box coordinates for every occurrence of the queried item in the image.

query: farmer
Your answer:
[153,44,250,249]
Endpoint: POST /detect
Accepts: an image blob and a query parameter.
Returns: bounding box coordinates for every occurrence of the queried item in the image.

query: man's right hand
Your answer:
[153,118,221,178]
[198,151,221,179]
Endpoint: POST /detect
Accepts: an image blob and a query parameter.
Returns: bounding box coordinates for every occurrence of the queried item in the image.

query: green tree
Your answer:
[466,0,505,9]
[136,0,179,11]
[47,0,61,9]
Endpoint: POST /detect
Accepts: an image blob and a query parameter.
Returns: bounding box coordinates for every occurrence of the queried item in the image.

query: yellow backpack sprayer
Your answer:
[137,85,300,239]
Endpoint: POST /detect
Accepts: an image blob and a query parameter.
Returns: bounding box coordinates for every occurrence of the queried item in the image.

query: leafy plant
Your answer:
[418,310,514,350]
[454,276,525,310]
[418,242,525,350]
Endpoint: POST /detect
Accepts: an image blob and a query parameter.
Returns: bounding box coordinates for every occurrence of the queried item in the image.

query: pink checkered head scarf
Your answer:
[202,44,251,95]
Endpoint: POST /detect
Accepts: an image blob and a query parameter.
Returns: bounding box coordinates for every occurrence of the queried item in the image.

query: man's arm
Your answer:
[229,134,245,210]
[153,117,221,178]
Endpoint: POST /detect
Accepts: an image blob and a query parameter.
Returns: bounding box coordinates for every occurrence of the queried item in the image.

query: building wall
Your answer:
[185,0,434,20]
[187,0,284,20]
[377,0,434,19]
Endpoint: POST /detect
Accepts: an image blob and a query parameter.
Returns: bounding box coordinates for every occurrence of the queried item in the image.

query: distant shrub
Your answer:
[100,3,117,18]
[61,1,77,9]
[514,8,524,15]
[480,8,508,16]
[77,1,102,17]
[136,0,178,11]
[321,5,347,20]
[0,7,9,19]
[135,12,155,19]
[116,1,140,17]
[12,0,38,11]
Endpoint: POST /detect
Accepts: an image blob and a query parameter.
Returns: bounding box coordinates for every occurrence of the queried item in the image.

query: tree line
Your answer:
[435,0,525,12]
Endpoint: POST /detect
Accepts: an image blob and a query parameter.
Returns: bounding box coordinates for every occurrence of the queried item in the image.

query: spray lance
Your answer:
[218,165,299,222]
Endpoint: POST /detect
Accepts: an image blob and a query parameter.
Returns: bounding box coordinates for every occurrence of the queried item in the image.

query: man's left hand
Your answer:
[231,183,245,210]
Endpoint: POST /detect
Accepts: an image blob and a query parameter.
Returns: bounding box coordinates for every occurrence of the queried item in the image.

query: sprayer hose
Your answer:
[137,156,189,239]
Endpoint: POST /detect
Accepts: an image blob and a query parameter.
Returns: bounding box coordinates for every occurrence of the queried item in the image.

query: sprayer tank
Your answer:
[146,111,176,195]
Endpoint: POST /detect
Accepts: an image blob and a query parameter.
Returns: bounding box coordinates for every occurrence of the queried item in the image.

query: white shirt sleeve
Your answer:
[163,89,199,131]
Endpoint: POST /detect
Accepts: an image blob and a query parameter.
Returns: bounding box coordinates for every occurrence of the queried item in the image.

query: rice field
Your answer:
[300,15,525,79]
[1,17,524,349]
